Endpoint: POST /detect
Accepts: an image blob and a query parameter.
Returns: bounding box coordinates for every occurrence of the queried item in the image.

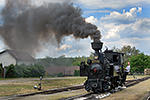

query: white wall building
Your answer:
[0,49,36,77]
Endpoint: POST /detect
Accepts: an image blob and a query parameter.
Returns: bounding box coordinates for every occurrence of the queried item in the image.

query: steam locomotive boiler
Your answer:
[80,41,125,93]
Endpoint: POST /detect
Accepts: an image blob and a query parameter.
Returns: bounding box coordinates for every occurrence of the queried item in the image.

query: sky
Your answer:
[0,0,150,58]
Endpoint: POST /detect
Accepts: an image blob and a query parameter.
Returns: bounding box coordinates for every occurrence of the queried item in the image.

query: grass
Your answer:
[44,89,87,100]
[0,75,149,99]
[127,75,150,79]
[103,75,150,100]
[0,77,86,97]
[0,84,37,96]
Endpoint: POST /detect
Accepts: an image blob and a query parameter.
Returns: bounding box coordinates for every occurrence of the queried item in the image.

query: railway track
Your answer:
[58,76,150,100]
[1,76,150,100]
[16,85,84,97]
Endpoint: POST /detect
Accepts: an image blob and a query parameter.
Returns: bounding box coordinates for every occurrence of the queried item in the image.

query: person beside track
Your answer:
[122,62,131,87]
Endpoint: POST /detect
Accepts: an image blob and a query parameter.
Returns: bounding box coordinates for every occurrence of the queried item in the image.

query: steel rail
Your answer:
[58,76,150,100]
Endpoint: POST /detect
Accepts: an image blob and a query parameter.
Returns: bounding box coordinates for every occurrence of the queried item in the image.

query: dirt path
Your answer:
[103,79,150,100]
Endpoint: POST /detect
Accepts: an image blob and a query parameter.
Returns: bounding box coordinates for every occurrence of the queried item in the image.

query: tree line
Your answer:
[5,64,45,78]
[37,45,150,74]
[1,45,150,78]
[36,55,93,68]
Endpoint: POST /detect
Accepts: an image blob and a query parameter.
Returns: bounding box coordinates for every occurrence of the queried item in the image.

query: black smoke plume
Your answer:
[0,0,101,56]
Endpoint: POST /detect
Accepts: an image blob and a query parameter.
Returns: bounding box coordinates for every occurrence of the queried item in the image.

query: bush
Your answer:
[5,64,45,78]
[0,65,2,78]
[53,72,64,77]
[5,64,16,78]
[74,70,80,76]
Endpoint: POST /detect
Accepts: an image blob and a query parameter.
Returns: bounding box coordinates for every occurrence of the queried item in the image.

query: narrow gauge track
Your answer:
[15,85,84,97]
[1,76,149,100]
[58,76,150,100]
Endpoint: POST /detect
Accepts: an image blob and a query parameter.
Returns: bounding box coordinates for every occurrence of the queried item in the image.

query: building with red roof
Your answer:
[45,66,79,76]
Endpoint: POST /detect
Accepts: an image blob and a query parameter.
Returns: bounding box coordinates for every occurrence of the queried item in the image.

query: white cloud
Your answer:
[137,7,142,14]
[100,7,141,24]
[69,50,77,52]
[31,0,149,10]
[75,0,150,9]
[42,48,49,51]
[0,0,4,6]
[85,7,150,55]
[85,7,150,41]
[56,44,72,51]
[84,10,112,14]
[78,49,81,53]
[105,28,120,39]
[32,0,71,6]
[136,18,150,30]
[103,37,150,54]
[86,16,98,23]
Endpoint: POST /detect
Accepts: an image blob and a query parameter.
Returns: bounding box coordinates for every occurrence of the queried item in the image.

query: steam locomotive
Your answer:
[80,41,125,93]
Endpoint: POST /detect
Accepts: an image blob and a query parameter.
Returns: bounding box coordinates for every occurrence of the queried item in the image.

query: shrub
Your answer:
[5,64,45,78]
[74,70,80,76]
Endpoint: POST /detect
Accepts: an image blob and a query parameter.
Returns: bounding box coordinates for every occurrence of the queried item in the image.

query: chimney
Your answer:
[91,41,103,56]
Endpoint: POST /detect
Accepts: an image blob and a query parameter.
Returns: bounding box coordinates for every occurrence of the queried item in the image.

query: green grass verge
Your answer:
[0,77,86,97]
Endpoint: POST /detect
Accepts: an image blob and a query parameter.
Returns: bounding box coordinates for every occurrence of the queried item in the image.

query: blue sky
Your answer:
[0,0,150,58]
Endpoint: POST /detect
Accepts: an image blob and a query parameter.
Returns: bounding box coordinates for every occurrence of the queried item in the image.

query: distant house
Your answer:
[0,49,36,77]
[64,66,80,76]
[45,66,80,76]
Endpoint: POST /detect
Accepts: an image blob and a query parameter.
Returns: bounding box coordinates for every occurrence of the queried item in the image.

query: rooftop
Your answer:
[0,49,36,61]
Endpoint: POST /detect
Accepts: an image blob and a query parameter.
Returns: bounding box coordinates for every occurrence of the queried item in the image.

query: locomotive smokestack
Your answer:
[91,41,103,56]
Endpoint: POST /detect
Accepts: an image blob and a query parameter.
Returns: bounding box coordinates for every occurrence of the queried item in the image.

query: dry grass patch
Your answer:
[0,77,86,97]
[103,78,150,100]
[15,89,87,100]
[127,75,150,80]
[43,89,87,100]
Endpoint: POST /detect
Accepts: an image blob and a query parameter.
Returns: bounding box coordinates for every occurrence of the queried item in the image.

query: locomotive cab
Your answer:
[104,50,124,89]
[104,50,124,76]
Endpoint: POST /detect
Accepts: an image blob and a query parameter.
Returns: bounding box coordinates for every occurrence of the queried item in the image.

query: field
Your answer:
[0,75,150,100]
[0,77,86,97]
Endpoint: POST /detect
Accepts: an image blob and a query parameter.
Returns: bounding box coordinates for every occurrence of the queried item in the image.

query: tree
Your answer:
[72,56,88,66]
[53,72,64,77]
[5,64,16,78]
[129,53,150,73]
[36,56,76,67]
[0,63,2,78]
[5,64,45,78]
[112,45,140,64]
[74,70,80,76]
[46,70,49,77]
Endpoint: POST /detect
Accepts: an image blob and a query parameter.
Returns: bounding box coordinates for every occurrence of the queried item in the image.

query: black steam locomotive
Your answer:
[80,41,125,93]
